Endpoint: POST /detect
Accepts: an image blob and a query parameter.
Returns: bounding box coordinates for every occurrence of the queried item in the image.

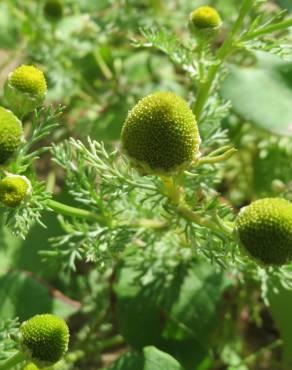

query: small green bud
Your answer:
[44,0,63,22]
[0,106,23,164]
[0,175,31,207]
[271,179,286,193]
[236,198,292,266]
[4,65,47,117]
[189,6,222,32]
[121,92,201,176]
[20,314,69,368]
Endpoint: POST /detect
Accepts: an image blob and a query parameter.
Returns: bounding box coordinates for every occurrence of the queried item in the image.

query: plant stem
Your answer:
[194,0,253,121]
[197,147,237,165]
[0,351,26,370]
[47,199,169,230]
[242,18,292,41]
[99,334,125,351]
[46,199,104,223]
[161,177,232,237]
[94,50,113,80]
[129,218,169,230]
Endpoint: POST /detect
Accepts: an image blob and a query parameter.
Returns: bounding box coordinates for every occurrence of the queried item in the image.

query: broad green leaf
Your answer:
[221,51,292,136]
[123,52,184,95]
[107,346,183,370]
[58,15,89,38]
[0,190,74,279]
[0,270,80,321]
[114,260,228,369]
[0,5,18,49]
[268,279,292,366]
[0,222,22,272]
[275,0,292,11]
[12,209,63,278]
[162,264,227,342]
[253,144,292,196]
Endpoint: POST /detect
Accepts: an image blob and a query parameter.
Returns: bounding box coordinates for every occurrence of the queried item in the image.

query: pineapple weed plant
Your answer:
[1,0,292,369]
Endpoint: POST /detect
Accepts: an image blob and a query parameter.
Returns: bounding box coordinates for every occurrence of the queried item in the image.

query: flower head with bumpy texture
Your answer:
[9,65,47,97]
[0,106,23,164]
[121,92,200,175]
[44,0,63,22]
[190,6,222,30]
[236,198,292,266]
[20,314,69,368]
[0,175,31,208]
[5,65,47,117]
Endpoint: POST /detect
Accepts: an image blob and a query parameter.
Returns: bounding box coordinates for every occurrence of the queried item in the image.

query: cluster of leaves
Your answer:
[0,106,62,238]
[44,137,236,271]
[0,319,19,361]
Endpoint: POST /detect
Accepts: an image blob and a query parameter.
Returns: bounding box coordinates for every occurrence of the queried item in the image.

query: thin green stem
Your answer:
[177,203,221,233]
[94,50,113,80]
[0,351,26,370]
[47,199,169,230]
[46,199,104,224]
[242,18,292,41]
[215,214,235,236]
[123,177,156,192]
[128,218,169,230]
[45,170,56,193]
[63,350,85,366]
[197,148,237,165]
[99,335,125,351]
[194,0,253,121]
[161,177,232,237]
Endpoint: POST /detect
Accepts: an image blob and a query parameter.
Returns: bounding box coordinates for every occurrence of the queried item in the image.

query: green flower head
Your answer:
[20,314,69,368]
[121,92,201,176]
[9,65,47,97]
[0,106,23,164]
[236,198,292,266]
[5,65,47,117]
[44,0,63,22]
[190,6,222,31]
[0,175,31,208]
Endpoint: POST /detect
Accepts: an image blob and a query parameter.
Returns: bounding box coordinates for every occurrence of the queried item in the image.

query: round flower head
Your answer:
[0,175,31,208]
[9,65,47,97]
[236,198,292,266]
[44,0,63,22]
[4,65,47,117]
[190,6,222,31]
[0,106,23,164]
[20,314,69,368]
[121,92,200,175]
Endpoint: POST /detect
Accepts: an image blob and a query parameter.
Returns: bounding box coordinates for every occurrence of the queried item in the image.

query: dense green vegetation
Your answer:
[0,1,292,369]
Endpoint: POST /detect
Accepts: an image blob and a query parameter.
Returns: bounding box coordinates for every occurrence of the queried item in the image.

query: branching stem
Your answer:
[161,177,233,237]
[46,199,105,224]
[197,147,237,165]
[242,18,292,41]
[194,0,253,121]
[128,218,169,230]
[99,334,125,351]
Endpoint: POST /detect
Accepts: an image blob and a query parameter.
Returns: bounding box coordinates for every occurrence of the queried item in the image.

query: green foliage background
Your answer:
[0,0,292,369]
